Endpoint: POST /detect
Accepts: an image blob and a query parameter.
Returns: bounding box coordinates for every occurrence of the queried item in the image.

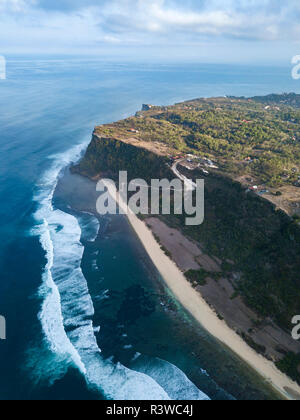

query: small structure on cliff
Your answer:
[142,104,153,111]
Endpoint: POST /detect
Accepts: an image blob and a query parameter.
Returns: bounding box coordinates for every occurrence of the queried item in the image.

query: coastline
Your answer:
[56,168,291,400]
[124,209,300,401]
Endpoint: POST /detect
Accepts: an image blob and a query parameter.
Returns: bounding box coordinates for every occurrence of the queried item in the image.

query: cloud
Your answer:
[100,1,239,35]
[0,0,33,12]
[95,0,300,41]
[0,0,299,60]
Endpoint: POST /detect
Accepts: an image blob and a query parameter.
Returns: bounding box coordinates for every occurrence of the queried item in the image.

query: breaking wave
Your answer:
[30,142,209,400]
[130,355,210,400]
[30,143,168,399]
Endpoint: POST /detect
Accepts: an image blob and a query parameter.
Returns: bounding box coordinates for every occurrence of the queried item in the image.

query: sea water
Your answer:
[0,58,297,400]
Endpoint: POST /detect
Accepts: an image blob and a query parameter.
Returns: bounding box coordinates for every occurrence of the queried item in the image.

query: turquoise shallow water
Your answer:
[0,58,298,400]
[52,168,281,400]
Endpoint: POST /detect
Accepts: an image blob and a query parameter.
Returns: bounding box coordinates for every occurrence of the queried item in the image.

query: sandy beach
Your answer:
[145,218,300,363]
[123,209,300,400]
[95,179,300,400]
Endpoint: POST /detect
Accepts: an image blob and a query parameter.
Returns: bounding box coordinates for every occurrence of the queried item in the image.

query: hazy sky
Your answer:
[1,0,300,64]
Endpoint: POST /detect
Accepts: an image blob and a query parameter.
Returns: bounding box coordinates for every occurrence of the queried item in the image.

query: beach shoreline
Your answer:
[72,172,300,400]
[59,170,300,400]
[123,208,300,401]
[55,168,293,400]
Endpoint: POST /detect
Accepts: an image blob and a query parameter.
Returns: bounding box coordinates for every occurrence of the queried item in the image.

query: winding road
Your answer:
[171,159,197,191]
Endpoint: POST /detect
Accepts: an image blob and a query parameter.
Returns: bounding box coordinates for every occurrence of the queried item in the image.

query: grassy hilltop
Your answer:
[84,94,300,189]
[75,94,300,383]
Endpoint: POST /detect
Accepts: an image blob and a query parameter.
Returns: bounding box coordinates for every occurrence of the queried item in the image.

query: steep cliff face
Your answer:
[72,133,172,182]
[75,131,300,330]
[73,99,300,382]
[179,167,300,330]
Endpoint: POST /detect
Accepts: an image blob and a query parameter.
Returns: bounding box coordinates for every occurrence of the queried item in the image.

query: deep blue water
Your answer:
[0,58,299,400]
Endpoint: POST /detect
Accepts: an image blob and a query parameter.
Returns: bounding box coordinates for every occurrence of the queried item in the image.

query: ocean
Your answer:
[0,58,298,400]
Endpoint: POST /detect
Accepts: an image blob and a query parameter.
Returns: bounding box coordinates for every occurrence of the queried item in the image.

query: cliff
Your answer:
[74,95,300,383]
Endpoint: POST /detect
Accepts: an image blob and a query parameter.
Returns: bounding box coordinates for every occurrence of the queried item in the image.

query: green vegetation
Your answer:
[185,269,208,286]
[90,95,300,188]
[276,352,300,384]
[77,94,300,188]
[239,332,266,356]
[170,171,300,331]
[159,98,300,187]
[74,94,300,332]
[251,93,300,108]
[75,94,300,381]
[117,115,189,150]
[73,135,172,183]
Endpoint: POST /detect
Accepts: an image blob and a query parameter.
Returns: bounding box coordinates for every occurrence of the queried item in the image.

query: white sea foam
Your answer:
[32,142,90,382]
[43,207,171,399]
[130,355,210,400]
[91,259,99,271]
[31,141,210,401]
[31,142,171,400]
[77,212,100,242]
